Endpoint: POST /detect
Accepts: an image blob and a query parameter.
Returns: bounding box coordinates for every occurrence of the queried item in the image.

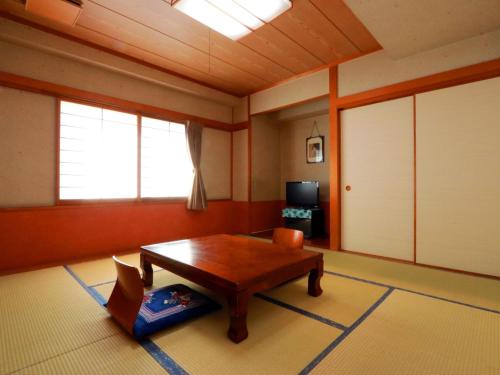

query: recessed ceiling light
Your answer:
[172,0,292,40]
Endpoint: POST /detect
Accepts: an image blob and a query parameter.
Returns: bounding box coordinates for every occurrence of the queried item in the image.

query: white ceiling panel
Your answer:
[345,0,500,58]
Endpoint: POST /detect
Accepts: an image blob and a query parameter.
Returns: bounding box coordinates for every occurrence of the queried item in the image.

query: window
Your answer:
[141,117,193,198]
[58,100,192,201]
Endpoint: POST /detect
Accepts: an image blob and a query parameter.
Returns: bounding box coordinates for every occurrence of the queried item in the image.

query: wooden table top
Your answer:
[141,234,322,290]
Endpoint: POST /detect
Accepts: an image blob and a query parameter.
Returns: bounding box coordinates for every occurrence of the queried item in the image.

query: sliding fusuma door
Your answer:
[340,97,414,260]
[416,77,500,276]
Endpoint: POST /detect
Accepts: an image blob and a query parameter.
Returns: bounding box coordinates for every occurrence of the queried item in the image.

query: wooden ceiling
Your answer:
[0,0,380,96]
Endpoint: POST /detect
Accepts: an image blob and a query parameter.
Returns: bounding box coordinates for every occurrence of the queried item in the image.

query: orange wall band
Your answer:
[0,200,290,273]
[0,200,236,272]
[0,71,235,131]
[250,201,283,233]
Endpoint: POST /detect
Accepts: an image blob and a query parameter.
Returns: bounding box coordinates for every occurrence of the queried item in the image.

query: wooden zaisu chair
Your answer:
[106,256,219,338]
[272,227,304,250]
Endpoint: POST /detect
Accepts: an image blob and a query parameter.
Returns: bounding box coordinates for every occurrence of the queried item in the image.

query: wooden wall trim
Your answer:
[0,199,233,212]
[412,95,417,264]
[247,96,252,204]
[329,66,341,250]
[55,99,61,203]
[231,122,249,131]
[230,131,233,200]
[0,70,236,131]
[334,58,500,109]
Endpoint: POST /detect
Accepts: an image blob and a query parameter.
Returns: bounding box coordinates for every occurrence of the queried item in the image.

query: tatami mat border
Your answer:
[71,264,500,318]
[6,334,120,375]
[61,261,500,375]
[325,270,500,315]
[64,265,189,375]
[140,340,189,375]
[256,293,348,331]
[64,265,107,306]
[298,288,395,375]
[87,269,164,288]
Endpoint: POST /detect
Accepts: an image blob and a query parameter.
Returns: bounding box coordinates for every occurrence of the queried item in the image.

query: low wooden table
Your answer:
[140,234,323,343]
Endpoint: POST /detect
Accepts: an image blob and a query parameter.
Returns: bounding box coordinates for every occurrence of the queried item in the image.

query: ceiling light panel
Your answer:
[207,0,263,30]
[233,0,292,23]
[174,0,252,40]
[173,0,292,40]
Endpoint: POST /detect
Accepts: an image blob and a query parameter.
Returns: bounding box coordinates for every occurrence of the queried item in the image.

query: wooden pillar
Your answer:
[329,66,341,250]
[247,96,253,233]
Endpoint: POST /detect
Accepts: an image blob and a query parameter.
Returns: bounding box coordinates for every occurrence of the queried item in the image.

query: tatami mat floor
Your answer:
[1,243,499,375]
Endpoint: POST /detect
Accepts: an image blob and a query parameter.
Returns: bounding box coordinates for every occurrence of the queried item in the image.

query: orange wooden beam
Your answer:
[329,66,341,250]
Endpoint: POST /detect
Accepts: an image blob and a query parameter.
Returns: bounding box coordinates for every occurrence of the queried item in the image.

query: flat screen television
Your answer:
[286,181,319,208]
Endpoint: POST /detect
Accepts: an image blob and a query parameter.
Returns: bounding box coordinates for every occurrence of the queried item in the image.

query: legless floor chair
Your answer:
[106,256,220,338]
[272,228,304,250]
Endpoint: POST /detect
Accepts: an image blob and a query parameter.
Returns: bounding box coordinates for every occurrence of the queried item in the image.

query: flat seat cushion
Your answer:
[133,284,220,338]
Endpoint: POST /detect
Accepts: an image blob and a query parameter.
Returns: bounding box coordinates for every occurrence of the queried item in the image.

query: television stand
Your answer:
[282,207,324,239]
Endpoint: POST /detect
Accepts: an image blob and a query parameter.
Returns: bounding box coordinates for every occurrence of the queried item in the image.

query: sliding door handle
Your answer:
[345,185,351,191]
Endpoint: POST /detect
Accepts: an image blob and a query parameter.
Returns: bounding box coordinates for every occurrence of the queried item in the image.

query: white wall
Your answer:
[279,114,330,202]
[232,129,248,201]
[201,128,231,200]
[0,87,55,207]
[338,29,500,96]
[233,97,248,123]
[250,68,329,115]
[0,40,234,123]
[248,28,500,115]
[0,87,231,207]
[0,17,239,108]
[251,114,281,201]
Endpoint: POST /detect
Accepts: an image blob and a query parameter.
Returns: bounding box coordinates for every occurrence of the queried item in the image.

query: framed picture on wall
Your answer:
[306,136,324,163]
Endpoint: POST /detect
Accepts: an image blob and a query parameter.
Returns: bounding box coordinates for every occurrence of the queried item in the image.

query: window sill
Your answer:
[0,198,232,211]
[55,197,188,206]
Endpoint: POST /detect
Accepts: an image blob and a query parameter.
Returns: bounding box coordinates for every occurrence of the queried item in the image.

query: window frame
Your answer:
[56,98,191,205]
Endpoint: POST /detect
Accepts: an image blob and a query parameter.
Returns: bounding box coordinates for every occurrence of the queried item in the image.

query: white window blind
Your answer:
[59,101,138,200]
[141,117,193,198]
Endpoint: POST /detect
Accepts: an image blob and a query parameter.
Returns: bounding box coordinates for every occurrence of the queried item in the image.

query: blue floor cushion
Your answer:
[133,284,220,338]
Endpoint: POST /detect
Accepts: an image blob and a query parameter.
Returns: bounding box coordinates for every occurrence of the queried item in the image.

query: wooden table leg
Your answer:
[227,292,249,343]
[308,259,323,297]
[140,253,153,287]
